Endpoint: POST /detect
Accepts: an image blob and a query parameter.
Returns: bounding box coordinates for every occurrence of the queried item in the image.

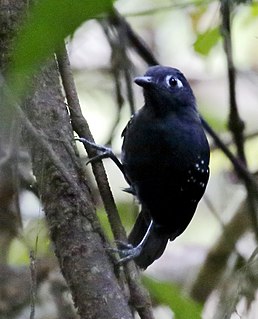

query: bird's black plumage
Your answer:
[121,66,210,268]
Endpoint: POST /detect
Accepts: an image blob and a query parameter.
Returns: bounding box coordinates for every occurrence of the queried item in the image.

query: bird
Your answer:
[79,65,210,269]
[119,65,210,268]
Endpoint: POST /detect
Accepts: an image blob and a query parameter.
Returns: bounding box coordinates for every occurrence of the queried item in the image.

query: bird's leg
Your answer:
[76,137,125,175]
[112,219,154,264]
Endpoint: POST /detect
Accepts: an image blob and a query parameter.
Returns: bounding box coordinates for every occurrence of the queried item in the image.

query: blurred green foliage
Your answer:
[194,27,221,56]
[3,0,258,318]
[97,202,138,240]
[8,219,51,265]
[9,0,114,95]
[143,276,202,319]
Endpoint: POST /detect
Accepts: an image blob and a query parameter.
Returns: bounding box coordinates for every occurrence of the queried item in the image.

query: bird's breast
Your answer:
[122,113,208,172]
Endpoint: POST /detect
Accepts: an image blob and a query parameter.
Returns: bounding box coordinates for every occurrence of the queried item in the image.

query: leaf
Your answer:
[143,276,202,319]
[194,27,220,56]
[9,0,114,94]
[251,4,258,17]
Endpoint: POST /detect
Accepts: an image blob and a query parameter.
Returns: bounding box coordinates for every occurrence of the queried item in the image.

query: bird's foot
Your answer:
[109,219,153,264]
[76,138,114,165]
[110,241,142,264]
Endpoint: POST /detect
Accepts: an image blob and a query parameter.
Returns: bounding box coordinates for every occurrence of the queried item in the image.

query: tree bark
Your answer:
[0,1,133,318]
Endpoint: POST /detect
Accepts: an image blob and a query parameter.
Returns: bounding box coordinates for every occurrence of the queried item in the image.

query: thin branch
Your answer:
[29,250,37,319]
[102,18,136,116]
[114,19,136,115]
[122,0,213,18]
[190,195,251,302]
[110,9,159,66]
[221,0,258,237]
[221,0,246,164]
[210,129,258,151]
[57,43,127,245]
[201,118,258,190]
[100,21,127,145]
[7,117,23,229]
[56,43,154,319]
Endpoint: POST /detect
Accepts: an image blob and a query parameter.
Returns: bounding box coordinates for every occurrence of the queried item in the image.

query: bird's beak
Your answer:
[134,76,153,88]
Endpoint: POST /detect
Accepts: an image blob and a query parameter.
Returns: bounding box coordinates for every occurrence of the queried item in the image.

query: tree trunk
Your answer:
[0,1,133,318]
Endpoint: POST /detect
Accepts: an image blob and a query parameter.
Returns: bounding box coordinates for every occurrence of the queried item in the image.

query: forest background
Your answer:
[0,0,258,318]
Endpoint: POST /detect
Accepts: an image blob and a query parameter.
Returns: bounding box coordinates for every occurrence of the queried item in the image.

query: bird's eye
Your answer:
[166,75,183,89]
[169,77,178,87]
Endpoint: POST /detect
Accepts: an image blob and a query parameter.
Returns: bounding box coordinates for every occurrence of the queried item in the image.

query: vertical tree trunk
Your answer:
[0,1,133,318]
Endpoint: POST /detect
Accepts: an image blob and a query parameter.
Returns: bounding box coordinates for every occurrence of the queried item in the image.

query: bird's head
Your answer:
[134,65,197,116]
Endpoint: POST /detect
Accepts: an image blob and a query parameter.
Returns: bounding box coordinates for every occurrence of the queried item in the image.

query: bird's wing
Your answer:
[121,114,135,138]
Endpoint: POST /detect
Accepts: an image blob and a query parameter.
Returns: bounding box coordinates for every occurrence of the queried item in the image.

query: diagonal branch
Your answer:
[56,44,126,242]
[110,9,159,66]
[56,43,154,319]
[201,118,258,191]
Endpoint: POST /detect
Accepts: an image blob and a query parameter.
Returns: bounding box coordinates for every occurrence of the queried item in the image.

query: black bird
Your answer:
[119,65,210,268]
[79,65,210,269]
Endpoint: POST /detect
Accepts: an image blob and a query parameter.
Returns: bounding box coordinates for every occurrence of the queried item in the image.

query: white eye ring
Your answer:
[166,75,183,89]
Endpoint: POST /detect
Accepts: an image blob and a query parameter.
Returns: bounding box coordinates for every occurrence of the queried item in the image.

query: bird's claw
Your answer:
[76,137,114,165]
[114,240,134,250]
[108,242,142,265]
[118,246,142,264]
[85,150,113,165]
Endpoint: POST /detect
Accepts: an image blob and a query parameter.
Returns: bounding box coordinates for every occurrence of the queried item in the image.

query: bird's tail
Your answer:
[128,210,169,269]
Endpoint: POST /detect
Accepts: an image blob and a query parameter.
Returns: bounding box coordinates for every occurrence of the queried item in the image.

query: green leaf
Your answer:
[194,27,220,56]
[143,276,202,319]
[250,4,258,17]
[9,0,114,94]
